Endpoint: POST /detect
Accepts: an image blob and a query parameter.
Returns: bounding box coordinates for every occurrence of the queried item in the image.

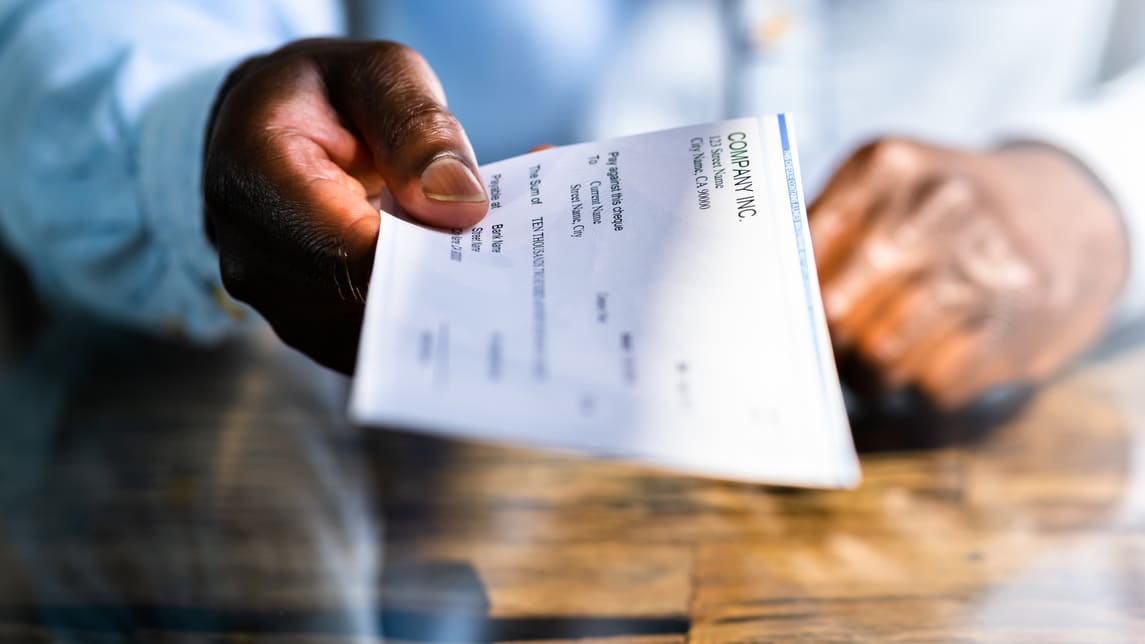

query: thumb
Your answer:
[325,42,489,229]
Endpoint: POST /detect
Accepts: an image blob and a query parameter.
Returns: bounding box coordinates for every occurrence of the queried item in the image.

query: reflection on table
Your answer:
[1,316,1143,642]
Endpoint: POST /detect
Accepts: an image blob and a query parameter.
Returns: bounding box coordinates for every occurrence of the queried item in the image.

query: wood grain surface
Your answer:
[0,321,1142,642]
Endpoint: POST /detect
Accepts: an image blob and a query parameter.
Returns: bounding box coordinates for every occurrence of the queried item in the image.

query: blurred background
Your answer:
[2,1,1145,641]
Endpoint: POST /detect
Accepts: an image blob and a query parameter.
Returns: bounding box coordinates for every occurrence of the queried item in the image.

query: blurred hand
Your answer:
[204,39,488,373]
[810,139,1128,409]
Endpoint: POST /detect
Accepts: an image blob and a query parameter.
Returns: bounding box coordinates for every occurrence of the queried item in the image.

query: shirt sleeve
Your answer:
[0,0,339,343]
[999,64,1145,327]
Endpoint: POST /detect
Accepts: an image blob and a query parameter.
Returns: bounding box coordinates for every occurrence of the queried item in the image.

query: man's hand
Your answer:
[204,39,488,373]
[810,139,1128,409]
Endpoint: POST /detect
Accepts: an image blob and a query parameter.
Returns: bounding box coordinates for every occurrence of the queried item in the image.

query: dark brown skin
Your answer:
[205,39,1129,409]
[204,39,488,373]
[809,139,1128,409]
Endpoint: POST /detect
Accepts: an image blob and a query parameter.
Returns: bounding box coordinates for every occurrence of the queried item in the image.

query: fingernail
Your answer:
[421,156,487,203]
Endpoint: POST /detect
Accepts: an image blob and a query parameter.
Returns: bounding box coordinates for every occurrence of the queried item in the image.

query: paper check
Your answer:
[351,115,859,488]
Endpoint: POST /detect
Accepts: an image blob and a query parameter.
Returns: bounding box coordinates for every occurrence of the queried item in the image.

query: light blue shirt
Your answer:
[1,0,1143,343]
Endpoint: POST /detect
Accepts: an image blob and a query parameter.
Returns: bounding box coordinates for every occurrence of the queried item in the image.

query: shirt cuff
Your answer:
[997,94,1145,327]
[137,57,254,343]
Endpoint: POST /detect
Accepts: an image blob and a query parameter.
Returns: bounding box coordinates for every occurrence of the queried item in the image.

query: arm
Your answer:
[0,0,337,341]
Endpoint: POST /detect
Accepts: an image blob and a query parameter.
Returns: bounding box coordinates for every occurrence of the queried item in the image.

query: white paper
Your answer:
[351,115,859,488]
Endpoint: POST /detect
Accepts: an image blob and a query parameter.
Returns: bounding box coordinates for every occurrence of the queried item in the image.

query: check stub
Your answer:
[351,115,859,488]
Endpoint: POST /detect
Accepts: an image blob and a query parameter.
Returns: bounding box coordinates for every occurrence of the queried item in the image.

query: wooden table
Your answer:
[0,319,1142,642]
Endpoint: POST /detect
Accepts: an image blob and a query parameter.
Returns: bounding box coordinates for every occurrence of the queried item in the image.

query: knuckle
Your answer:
[380,99,460,154]
[203,124,268,212]
[929,174,979,207]
[1023,360,1054,382]
[355,40,431,96]
[267,319,317,365]
[217,252,253,303]
[857,333,899,370]
[944,182,981,212]
[917,375,954,408]
[366,40,423,68]
[201,155,234,213]
[900,174,981,228]
[858,138,922,173]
